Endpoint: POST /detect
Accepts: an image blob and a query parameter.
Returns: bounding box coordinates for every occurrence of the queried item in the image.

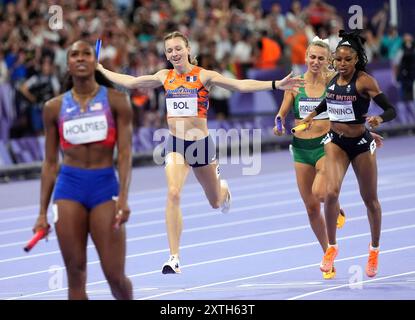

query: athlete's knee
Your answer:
[66,263,87,282]
[363,198,381,213]
[312,190,325,203]
[167,187,182,205]
[305,204,320,220]
[326,187,340,202]
[106,272,126,289]
[106,273,132,300]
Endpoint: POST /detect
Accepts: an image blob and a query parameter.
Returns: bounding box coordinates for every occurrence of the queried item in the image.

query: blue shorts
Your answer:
[53,165,119,210]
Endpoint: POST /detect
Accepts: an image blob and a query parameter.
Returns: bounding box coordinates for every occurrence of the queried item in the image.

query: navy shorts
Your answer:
[324,129,376,161]
[163,135,217,167]
[53,165,119,210]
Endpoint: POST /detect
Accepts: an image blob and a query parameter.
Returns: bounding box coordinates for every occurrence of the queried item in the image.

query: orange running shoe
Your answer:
[320,246,338,272]
[337,209,346,229]
[366,247,379,277]
[322,265,336,280]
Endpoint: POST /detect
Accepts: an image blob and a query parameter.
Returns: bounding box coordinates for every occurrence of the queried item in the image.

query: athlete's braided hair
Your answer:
[336,29,368,71]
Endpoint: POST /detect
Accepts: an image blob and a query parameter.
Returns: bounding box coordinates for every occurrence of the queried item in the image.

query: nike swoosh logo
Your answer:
[66,107,77,113]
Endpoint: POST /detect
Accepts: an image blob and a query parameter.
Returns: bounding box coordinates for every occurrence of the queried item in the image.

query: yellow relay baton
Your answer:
[291,123,308,134]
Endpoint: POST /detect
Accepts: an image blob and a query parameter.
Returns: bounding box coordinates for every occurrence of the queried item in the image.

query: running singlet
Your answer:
[163,66,209,118]
[294,75,328,120]
[325,71,370,124]
[58,86,117,150]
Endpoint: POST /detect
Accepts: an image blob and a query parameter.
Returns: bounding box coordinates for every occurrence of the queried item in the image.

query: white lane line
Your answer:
[4,225,415,300]
[2,165,414,225]
[0,171,294,214]
[287,270,415,300]
[1,190,414,261]
[3,197,415,250]
[138,244,415,300]
[0,155,414,215]
[2,173,415,236]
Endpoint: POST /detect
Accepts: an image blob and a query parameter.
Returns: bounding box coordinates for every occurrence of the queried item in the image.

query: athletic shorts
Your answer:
[53,165,119,210]
[323,129,376,161]
[163,135,217,167]
[290,135,326,167]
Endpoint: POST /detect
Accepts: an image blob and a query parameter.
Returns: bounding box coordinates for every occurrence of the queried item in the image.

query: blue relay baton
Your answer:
[275,116,283,132]
[95,39,102,60]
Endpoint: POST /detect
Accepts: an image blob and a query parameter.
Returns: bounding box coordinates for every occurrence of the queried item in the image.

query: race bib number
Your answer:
[327,100,356,122]
[166,97,198,117]
[299,98,328,120]
[63,114,108,144]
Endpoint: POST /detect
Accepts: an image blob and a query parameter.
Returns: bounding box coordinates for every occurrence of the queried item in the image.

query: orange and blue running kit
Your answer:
[163,66,216,167]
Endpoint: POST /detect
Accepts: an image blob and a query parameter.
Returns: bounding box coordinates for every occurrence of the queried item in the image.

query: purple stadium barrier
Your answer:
[9,137,43,164]
[0,141,13,166]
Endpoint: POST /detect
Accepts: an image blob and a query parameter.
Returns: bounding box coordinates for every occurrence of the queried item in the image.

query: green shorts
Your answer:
[290,135,326,167]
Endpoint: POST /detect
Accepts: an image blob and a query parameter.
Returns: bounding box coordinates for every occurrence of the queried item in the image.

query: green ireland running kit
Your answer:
[290,75,328,166]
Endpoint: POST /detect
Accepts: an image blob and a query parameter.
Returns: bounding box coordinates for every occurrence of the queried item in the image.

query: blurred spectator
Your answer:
[0,50,8,85]
[360,10,386,63]
[394,33,415,119]
[327,19,342,53]
[0,49,14,141]
[254,31,281,70]
[380,26,402,61]
[286,0,305,21]
[285,20,308,75]
[269,3,288,37]
[304,0,336,34]
[170,0,193,20]
[285,0,307,39]
[0,0,410,144]
[230,31,253,78]
[362,29,380,63]
[6,45,27,85]
[19,56,60,135]
[209,58,235,120]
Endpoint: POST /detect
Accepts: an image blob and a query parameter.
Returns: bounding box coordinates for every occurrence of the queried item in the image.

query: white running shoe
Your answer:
[220,180,232,214]
[162,255,181,274]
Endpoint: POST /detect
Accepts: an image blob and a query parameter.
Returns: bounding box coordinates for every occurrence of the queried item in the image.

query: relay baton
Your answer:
[275,116,283,132]
[291,123,308,134]
[24,225,50,252]
[95,39,102,60]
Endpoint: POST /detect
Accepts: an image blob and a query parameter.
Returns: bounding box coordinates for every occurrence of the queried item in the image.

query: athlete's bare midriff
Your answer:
[330,122,366,138]
[62,144,115,168]
[167,117,209,140]
[294,118,330,139]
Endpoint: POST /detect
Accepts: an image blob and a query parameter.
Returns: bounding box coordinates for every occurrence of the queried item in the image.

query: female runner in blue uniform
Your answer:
[32,40,133,299]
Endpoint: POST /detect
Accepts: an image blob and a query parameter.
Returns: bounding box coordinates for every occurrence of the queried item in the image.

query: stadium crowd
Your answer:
[0,0,413,142]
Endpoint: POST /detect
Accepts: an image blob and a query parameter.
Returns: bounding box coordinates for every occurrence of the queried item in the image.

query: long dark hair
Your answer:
[336,29,368,71]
